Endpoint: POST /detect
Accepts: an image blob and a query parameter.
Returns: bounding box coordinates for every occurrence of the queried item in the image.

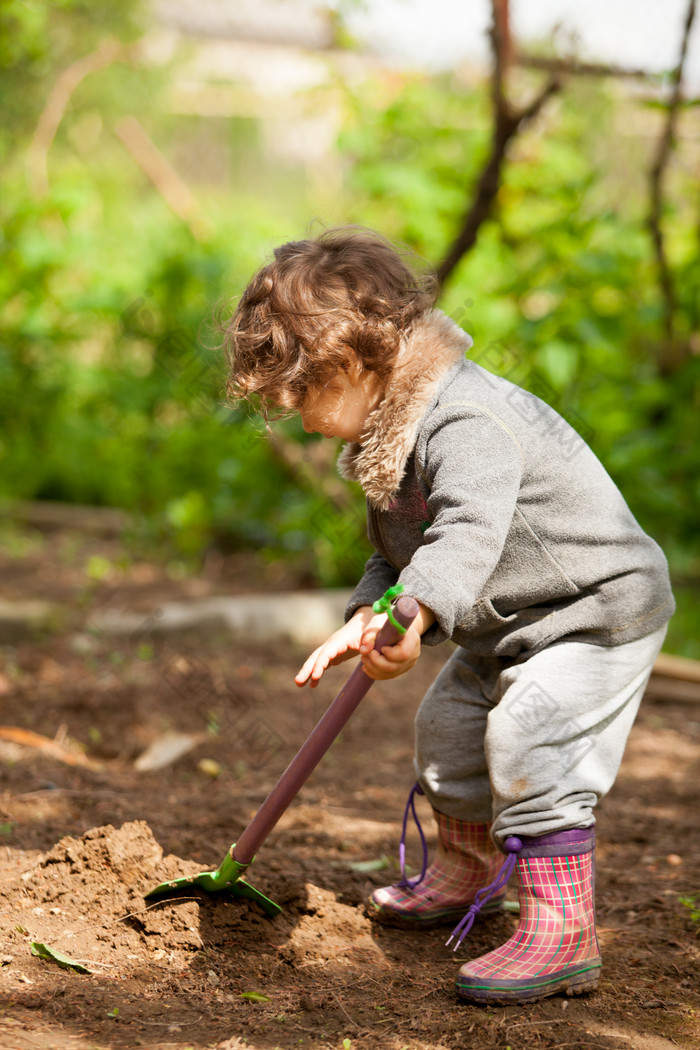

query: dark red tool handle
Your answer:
[233,595,419,865]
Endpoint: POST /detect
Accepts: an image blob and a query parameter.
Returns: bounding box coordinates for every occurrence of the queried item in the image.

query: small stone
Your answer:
[71,633,97,654]
[198,758,222,779]
[666,853,682,866]
[207,970,220,986]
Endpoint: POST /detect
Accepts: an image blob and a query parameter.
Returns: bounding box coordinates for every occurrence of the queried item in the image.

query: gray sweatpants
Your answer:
[414,627,667,846]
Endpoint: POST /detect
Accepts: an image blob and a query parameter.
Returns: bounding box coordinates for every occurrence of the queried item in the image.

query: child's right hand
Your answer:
[295,606,384,688]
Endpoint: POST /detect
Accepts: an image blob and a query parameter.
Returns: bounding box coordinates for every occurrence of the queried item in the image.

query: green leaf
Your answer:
[30,941,91,974]
[348,855,390,873]
[239,991,271,1002]
[536,340,578,390]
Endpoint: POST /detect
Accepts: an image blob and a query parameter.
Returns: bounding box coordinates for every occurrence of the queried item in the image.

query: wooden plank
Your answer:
[0,499,130,535]
[644,675,700,704]
[653,651,700,684]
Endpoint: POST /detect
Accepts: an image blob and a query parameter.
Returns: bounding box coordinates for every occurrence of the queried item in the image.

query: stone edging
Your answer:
[0,591,354,647]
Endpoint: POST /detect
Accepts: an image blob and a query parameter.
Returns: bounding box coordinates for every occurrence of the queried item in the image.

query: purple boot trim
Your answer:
[447,827,595,952]
[397,781,429,889]
[516,827,595,859]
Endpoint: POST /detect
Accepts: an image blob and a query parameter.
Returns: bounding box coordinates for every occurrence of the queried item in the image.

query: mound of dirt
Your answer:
[3,819,387,983]
[3,822,216,972]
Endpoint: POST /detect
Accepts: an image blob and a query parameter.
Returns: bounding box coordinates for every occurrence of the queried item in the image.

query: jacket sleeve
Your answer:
[398,404,523,644]
[345,551,399,622]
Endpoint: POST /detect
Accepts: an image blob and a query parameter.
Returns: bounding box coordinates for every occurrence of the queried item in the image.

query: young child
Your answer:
[224,226,674,1005]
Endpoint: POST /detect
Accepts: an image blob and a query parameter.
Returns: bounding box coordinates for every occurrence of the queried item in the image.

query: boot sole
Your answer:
[367,896,506,930]
[456,961,602,1005]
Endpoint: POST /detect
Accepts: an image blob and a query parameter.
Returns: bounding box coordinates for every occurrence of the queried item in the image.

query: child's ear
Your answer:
[341,349,363,378]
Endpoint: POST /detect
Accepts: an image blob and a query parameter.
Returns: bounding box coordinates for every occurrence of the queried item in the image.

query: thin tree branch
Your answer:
[491,0,512,109]
[648,0,697,369]
[516,53,659,82]
[27,38,136,196]
[516,77,561,125]
[436,0,560,287]
[114,116,213,242]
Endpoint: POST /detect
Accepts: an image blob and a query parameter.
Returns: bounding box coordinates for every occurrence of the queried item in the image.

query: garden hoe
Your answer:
[145,587,419,917]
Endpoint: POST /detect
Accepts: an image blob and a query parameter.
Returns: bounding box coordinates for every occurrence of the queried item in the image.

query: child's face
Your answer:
[299,365,383,443]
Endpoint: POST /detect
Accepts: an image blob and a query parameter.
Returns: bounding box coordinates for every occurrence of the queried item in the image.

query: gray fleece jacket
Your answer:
[340,310,674,657]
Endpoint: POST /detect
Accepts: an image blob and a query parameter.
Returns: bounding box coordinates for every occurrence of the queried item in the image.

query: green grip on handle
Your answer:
[372,583,408,635]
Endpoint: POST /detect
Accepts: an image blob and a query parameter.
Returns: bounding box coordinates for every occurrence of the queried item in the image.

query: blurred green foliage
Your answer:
[0,6,697,652]
[0,0,144,154]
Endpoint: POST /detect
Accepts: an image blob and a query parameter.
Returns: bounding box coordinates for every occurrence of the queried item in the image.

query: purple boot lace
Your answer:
[397,781,429,889]
[446,835,522,952]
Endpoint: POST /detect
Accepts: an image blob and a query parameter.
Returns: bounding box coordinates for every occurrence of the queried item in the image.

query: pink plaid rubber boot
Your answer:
[451,828,602,1004]
[368,783,505,928]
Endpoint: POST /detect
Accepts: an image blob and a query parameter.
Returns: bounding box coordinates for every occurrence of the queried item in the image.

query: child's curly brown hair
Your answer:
[222,225,438,416]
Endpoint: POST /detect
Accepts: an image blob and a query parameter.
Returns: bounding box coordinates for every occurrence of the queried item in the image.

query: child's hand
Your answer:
[358,600,435,681]
[358,622,422,680]
[295,606,384,688]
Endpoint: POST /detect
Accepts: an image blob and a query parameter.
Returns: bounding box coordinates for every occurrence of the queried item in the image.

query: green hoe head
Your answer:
[145,846,281,917]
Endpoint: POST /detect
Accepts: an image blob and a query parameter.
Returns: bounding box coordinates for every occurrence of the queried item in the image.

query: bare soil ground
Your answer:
[1,524,699,1050]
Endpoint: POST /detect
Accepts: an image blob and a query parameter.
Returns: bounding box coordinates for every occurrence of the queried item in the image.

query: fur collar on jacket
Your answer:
[337,309,473,509]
